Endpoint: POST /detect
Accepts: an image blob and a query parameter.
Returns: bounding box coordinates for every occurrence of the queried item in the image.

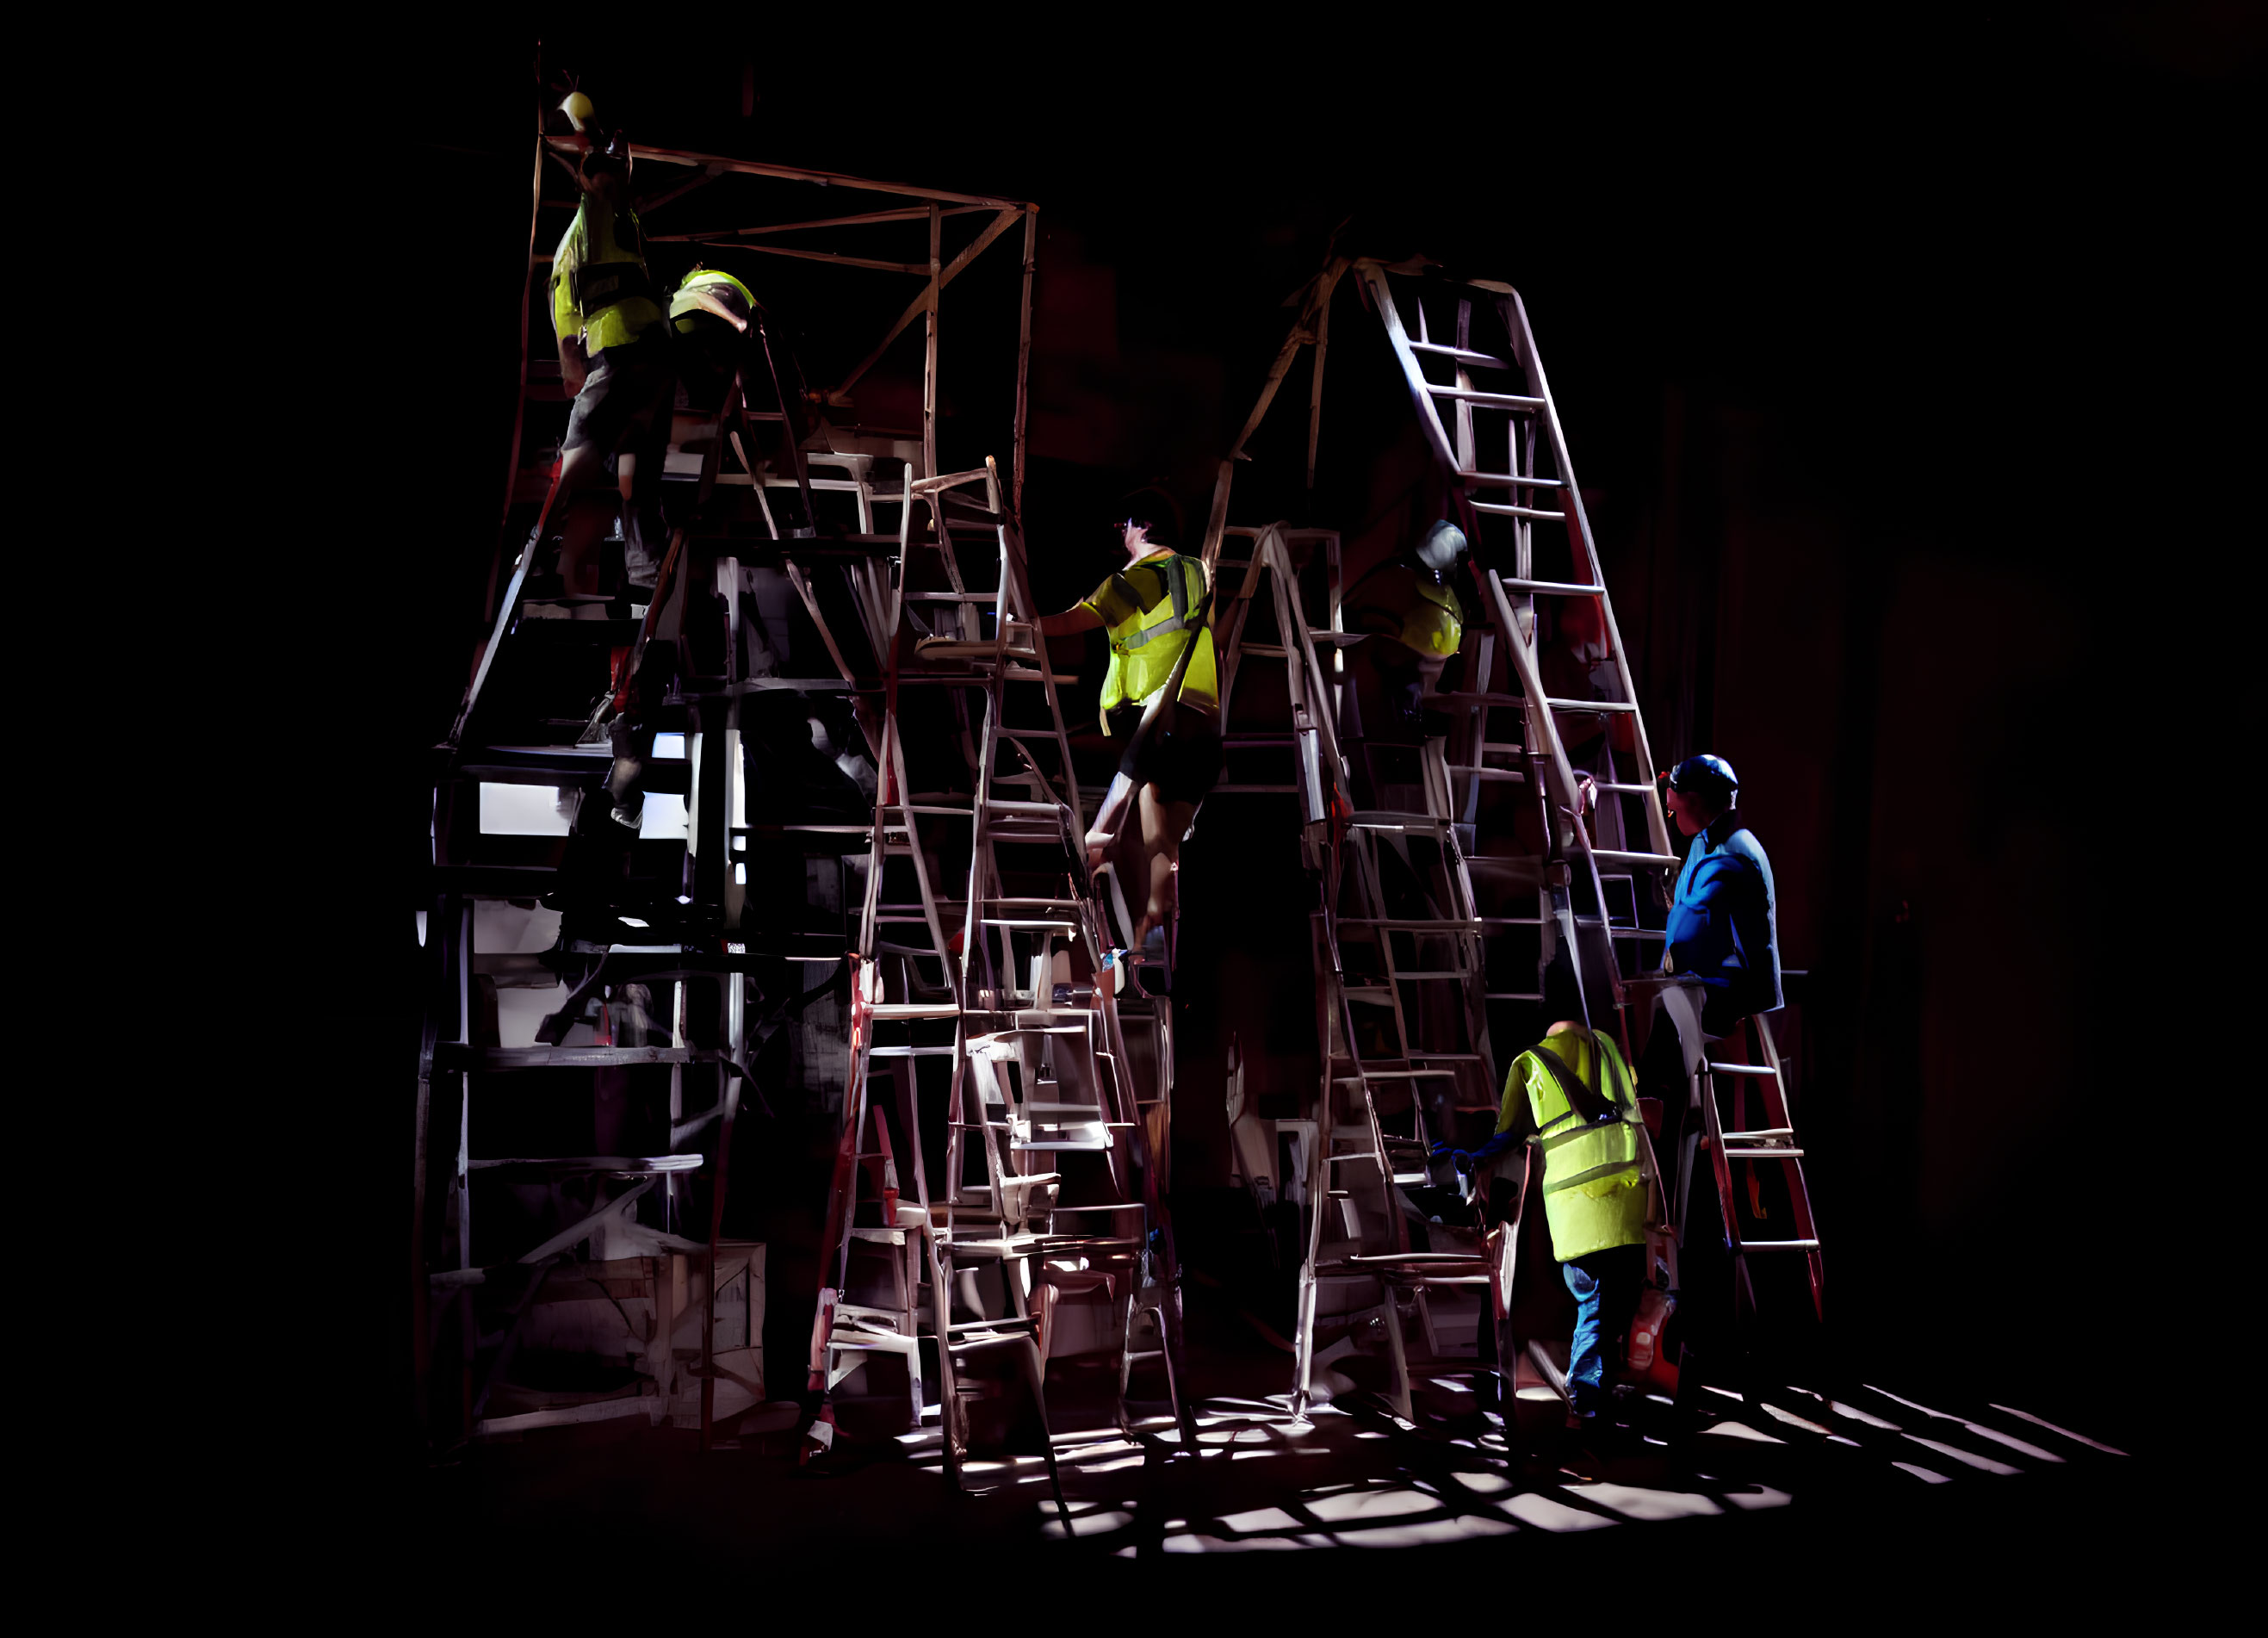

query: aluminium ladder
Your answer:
[800,458,1198,1485]
[1195,259,1825,1418]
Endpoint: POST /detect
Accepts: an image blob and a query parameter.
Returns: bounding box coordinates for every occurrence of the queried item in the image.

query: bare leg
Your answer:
[1130,785,1198,950]
[555,442,614,596]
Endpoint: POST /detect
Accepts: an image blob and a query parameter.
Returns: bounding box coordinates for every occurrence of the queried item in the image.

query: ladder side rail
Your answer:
[1751,1013,1825,1315]
[1482,570,1639,1062]
[958,680,1000,1001]
[1356,263,1459,473]
[1501,291,1675,861]
[1094,968,1198,1443]
[883,714,956,993]
[995,505,1086,832]
[699,966,748,1447]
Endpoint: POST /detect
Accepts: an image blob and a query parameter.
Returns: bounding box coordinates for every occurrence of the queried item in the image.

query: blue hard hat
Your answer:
[1668,754,1739,797]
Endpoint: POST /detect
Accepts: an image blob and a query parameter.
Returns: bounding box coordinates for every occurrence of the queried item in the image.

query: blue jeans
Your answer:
[1561,1244,1647,1417]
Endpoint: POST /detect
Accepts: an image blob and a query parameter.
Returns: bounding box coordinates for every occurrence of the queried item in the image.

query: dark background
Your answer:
[301,9,2256,1470]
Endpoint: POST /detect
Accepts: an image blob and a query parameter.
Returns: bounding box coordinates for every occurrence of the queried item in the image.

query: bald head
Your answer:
[1546,1020,1587,1037]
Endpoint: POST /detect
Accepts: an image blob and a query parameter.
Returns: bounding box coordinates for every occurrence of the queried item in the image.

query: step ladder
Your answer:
[800,459,1199,1485]
[1193,258,1825,1414]
[1208,522,1506,1418]
[418,339,814,1449]
[419,118,1052,1458]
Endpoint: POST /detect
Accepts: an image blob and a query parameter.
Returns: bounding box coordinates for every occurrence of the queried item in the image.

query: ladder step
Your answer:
[1734,1239,1821,1253]
[1589,849,1681,867]
[1708,1064,1779,1078]
[1472,501,1565,522]
[1338,917,1482,931]
[1459,472,1565,490]
[1723,1147,1806,1160]
[1426,385,1547,409]
[1410,340,1514,369]
[1723,1127,1795,1141]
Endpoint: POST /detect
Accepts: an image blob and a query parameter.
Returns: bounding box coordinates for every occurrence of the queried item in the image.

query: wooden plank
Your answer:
[550,134,1030,209]
[729,243,927,275]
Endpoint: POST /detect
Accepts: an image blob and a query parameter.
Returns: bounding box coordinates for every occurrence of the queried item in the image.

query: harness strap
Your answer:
[1527,1031,1632,1143]
[1114,558,1210,652]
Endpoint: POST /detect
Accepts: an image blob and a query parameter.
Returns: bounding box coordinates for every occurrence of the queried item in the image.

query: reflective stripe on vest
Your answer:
[1107,557,1208,653]
[1516,1028,1647,1260]
[569,257,656,314]
[555,198,657,351]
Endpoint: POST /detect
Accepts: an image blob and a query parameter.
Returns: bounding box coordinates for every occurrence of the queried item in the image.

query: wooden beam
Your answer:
[548,134,1030,209]
[731,244,929,276]
[831,206,1027,402]
[637,164,723,214]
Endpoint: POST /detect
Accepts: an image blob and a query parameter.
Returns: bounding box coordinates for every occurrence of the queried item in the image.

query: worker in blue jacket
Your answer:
[1661,754,1782,1037]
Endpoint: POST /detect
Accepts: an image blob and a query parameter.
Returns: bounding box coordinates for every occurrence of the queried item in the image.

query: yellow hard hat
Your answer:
[560,91,595,131]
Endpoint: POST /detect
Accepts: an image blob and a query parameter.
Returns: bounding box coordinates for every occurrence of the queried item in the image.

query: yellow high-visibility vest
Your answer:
[1498,1027,1648,1262]
[1346,561,1464,657]
[552,196,662,353]
[1080,552,1218,721]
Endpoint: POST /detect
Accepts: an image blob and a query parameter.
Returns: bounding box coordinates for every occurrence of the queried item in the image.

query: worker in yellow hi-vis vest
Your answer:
[1435,1019,1650,1433]
[1342,518,1470,741]
[548,96,673,608]
[1036,518,1220,966]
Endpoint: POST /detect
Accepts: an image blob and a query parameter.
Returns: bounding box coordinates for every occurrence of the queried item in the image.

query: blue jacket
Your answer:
[1665,815,1782,1019]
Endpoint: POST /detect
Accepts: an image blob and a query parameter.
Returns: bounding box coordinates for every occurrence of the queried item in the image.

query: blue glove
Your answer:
[1428,1130,1518,1173]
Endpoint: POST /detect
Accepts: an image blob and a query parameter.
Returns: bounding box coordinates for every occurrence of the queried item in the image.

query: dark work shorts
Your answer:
[1109,702,1224,805]
[674,316,742,418]
[563,329,675,462]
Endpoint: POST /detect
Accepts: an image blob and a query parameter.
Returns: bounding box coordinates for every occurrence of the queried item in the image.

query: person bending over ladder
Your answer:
[1035,518,1220,962]
[1435,1019,1651,1438]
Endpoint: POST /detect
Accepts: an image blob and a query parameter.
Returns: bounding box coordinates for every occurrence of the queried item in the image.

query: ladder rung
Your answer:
[1708,1064,1778,1077]
[1722,1127,1795,1141]
[1589,849,1681,867]
[1427,385,1547,409]
[1734,1239,1821,1253]
[1472,501,1565,522]
[1546,698,1638,712]
[1486,992,1544,1002]
[1459,472,1565,490]
[1723,1147,1805,1160]
[1338,917,1479,931]
[1411,340,1513,369]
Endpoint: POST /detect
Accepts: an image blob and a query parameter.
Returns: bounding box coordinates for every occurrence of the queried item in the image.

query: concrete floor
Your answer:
[386,1289,2169,1608]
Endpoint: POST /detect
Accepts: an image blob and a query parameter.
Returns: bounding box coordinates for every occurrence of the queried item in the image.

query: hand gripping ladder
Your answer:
[802,460,1197,1490]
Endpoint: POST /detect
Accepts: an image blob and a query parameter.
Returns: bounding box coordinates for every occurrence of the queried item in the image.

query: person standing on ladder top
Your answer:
[1035,518,1221,959]
[547,96,675,835]
[1341,518,1471,746]
[1434,1020,1651,1435]
[1661,754,1782,1039]
[548,96,673,617]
